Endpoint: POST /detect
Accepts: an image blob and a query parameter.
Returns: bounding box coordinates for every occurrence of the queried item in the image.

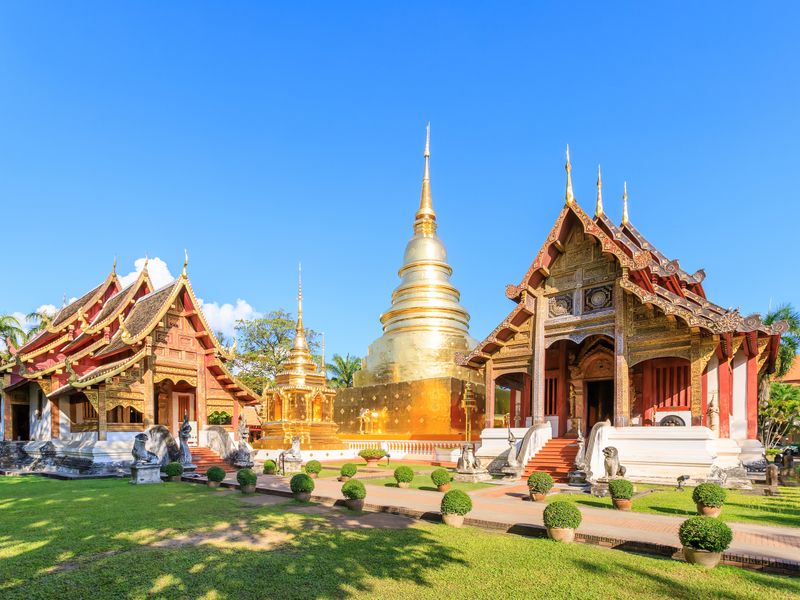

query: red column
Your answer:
[746,354,758,440]
[642,361,653,425]
[717,359,731,439]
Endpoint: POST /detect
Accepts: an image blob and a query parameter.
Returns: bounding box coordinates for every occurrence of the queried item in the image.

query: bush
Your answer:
[431,468,452,487]
[342,479,367,500]
[527,471,554,494]
[441,489,472,516]
[164,462,184,477]
[290,473,315,494]
[262,459,277,474]
[237,468,257,487]
[304,460,322,475]
[394,466,414,484]
[608,479,634,500]
[692,483,727,508]
[678,516,733,552]
[207,410,232,425]
[543,501,582,529]
[340,463,358,478]
[358,448,387,460]
[206,466,226,482]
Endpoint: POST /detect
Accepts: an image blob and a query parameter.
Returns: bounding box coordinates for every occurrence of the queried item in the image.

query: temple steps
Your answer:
[521,438,579,483]
[190,447,234,473]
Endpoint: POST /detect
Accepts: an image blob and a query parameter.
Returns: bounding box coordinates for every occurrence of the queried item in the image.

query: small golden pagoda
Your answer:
[256,270,344,450]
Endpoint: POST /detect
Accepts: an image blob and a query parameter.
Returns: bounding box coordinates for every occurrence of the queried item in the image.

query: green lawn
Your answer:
[547,485,800,528]
[1,477,798,599]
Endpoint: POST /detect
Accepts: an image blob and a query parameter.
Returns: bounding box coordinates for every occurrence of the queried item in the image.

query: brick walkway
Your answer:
[208,472,800,573]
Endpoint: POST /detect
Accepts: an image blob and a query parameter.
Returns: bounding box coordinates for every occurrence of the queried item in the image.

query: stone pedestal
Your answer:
[130,463,162,484]
[590,479,610,497]
[568,470,587,486]
[500,465,524,481]
[454,470,492,483]
[282,456,303,475]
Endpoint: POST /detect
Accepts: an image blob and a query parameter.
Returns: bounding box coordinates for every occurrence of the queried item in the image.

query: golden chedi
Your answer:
[256,271,344,450]
[338,126,484,440]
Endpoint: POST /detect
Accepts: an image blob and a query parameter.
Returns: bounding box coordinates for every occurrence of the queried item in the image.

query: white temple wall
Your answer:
[730,349,748,441]
[28,386,50,441]
[706,354,719,408]
[58,398,70,439]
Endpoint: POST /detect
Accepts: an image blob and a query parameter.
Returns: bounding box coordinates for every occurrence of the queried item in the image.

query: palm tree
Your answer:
[0,314,25,357]
[763,303,800,379]
[326,353,362,388]
[25,309,53,336]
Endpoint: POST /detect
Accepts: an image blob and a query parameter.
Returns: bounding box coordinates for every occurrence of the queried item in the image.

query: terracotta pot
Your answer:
[529,492,546,502]
[613,498,632,511]
[338,476,350,482]
[345,498,365,511]
[264,470,276,476]
[683,546,723,568]
[241,484,256,494]
[696,502,722,517]
[294,492,311,502]
[398,482,411,489]
[547,527,575,544]
[364,458,379,466]
[308,472,318,479]
[442,513,464,527]
[207,480,221,488]
[437,483,452,493]
[168,475,182,483]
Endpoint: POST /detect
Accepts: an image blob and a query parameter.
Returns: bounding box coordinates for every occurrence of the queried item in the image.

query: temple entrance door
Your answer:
[585,380,614,431]
[11,404,30,441]
[172,392,197,446]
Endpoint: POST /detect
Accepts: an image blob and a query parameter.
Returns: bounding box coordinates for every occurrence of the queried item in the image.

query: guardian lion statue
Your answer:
[132,433,160,465]
[602,446,626,478]
[456,444,482,472]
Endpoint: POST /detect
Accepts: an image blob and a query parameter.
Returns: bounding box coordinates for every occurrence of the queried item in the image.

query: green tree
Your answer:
[326,353,362,388]
[760,382,800,448]
[25,309,53,336]
[762,303,800,378]
[0,314,25,358]
[232,309,320,395]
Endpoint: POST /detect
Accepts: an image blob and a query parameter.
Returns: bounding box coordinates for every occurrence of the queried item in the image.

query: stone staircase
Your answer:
[521,438,579,483]
[190,447,234,473]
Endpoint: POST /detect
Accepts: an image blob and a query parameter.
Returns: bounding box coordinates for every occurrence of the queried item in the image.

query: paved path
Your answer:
[209,472,800,572]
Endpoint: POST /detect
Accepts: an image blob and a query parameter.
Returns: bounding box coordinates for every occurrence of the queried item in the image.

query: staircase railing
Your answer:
[514,422,552,466]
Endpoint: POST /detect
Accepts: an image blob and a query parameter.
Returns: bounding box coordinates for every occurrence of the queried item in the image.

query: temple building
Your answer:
[0,258,258,468]
[459,150,786,482]
[255,272,343,452]
[337,126,485,441]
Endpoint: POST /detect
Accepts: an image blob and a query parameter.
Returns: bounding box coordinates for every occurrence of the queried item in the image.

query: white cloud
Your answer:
[198,298,260,339]
[119,256,175,290]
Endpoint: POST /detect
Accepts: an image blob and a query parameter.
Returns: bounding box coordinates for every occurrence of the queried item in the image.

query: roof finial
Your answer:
[143,253,149,271]
[565,145,575,206]
[621,181,630,226]
[62,292,67,307]
[112,256,117,274]
[414,123,436,233]
[595,164,604,217]
[182,249,188,276]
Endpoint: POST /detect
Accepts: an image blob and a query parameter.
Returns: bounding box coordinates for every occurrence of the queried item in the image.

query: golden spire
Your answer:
[414,123,437,234]
[621,181,629,226]
[595,164,604,217]
[182,249,188,277]
[565,145,575,206]
[296,263,304,333]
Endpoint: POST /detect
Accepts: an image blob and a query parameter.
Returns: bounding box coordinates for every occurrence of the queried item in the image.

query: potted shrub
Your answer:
[290,473,315,501]
[342,479,367,511]
[608,479,634,511]
[237,468,257,494]
[339,463,357,482]
[692,483,727,517]
[431,468,453,492]
[527,471,554,501]
[679,516,733,568]
[206,466,226,488]
[262,459,277,475]
[164,462,184,482]
[394,466,414,489]
[304,460,322,479]
[358,448,387,466]
[440,489,472,527]
[543,501,582,543]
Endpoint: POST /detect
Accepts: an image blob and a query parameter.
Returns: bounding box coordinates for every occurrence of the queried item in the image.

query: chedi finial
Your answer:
[414,123,436,233]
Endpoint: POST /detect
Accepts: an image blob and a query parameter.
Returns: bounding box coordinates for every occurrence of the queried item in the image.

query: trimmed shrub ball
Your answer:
[394,466,414,484]
[340,463,358,478]
[206,466,226,482]
[262,459,277,474]
[608,479,634,500]
[692,483,727,508]
[431,468,453,487]
[441,489,473,516]
[342,479,367,500]
[290,473,315,494]
[527,471,554,494]
[237,468,257,487]
[304,460,322,475]
[543,501,582,529]
[358,449,387,460]
[164,462,184,477]
[678,516,733,552]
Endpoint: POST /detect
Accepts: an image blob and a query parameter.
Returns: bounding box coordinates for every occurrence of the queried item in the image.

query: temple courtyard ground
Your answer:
[2,477,799,599]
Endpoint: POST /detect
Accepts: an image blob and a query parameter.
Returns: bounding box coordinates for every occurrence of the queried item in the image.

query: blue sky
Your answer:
[1,3,798,359]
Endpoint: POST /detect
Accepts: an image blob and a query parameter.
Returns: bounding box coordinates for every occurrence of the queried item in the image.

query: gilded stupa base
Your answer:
[252,421,346,451]
[335,377,485,440]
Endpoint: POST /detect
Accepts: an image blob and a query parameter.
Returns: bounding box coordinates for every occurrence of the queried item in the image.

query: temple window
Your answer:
[106,406,144,424]
[207,411,232,425]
